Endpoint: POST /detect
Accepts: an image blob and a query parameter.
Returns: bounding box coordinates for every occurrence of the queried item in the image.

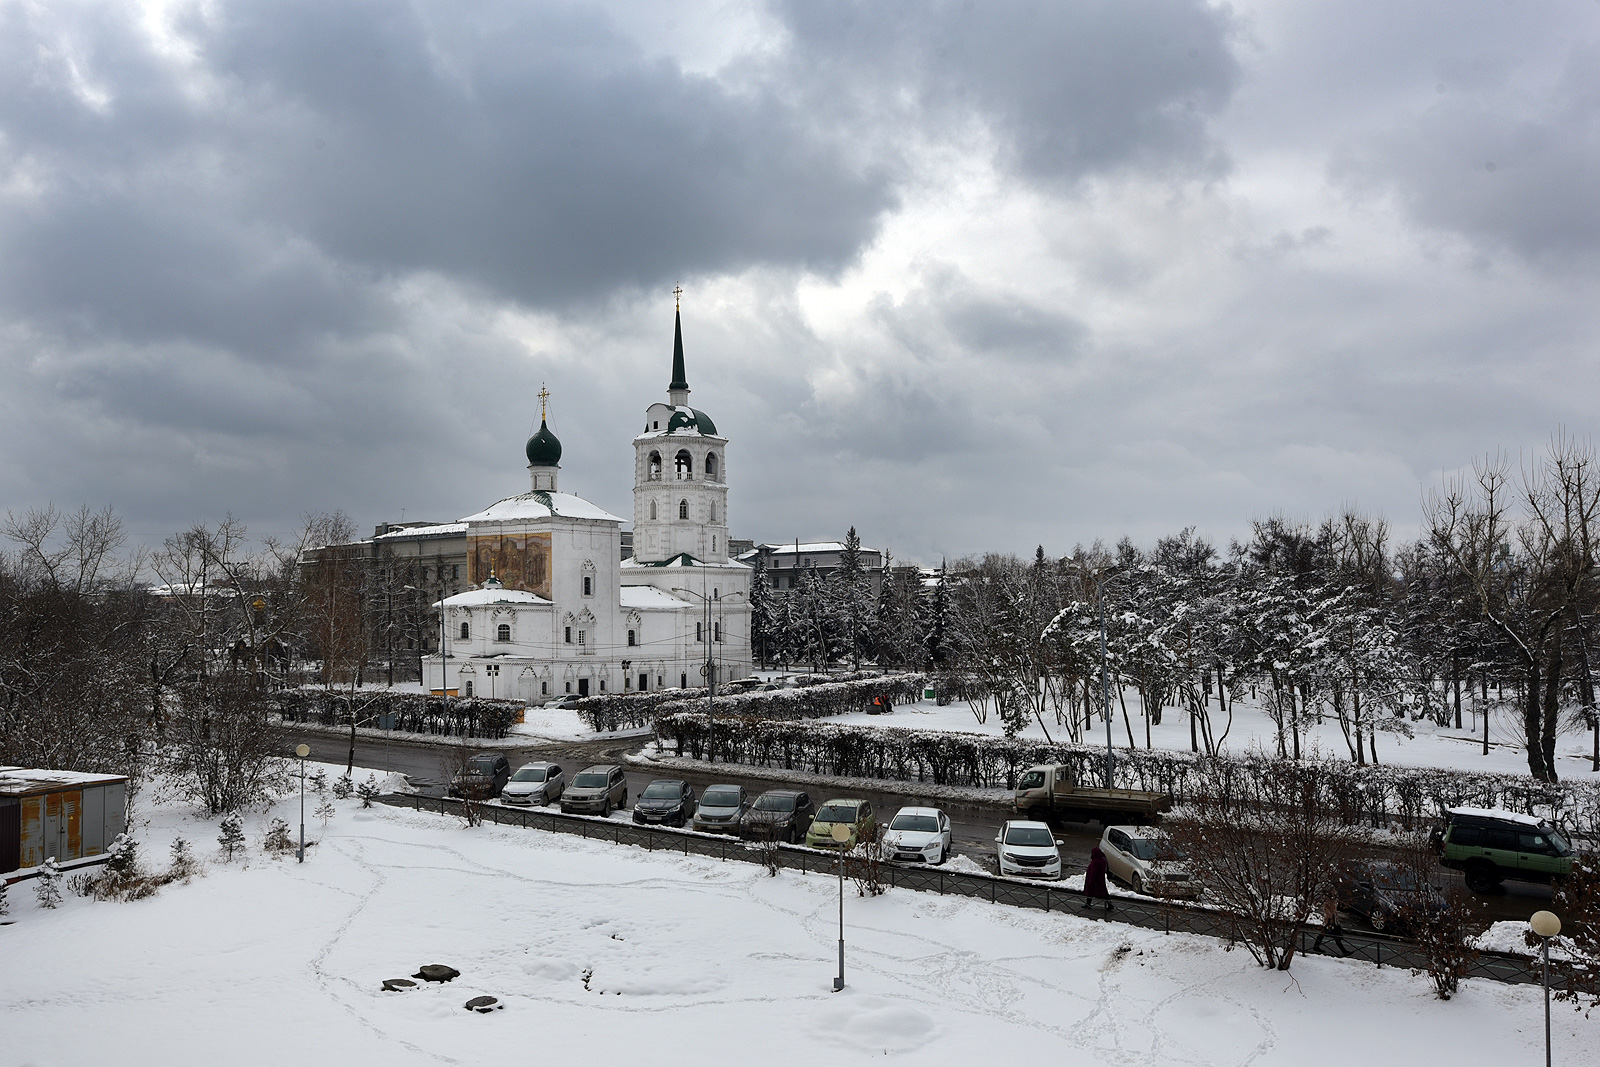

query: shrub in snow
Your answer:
[262,818,292,854]
[168,838,197,882]
[577,672,925,734]
[310,768,329,796]
[273,688,522,739]
[331,773,354,800]
[1546,851,1600,1011]
[217,815,245,861]
[315,796,337,825]
[357,774,380,808]
[35,858,63,909]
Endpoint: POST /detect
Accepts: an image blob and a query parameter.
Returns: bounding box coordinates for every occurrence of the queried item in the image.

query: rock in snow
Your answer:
[413,965,460,983]
[464,996,501,1013]
[381,979,417,992]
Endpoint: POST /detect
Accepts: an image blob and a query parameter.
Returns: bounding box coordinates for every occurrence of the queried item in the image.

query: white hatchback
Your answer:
[1099,825,1199,899]
[883,806,953,864]
[995,820,1062,879]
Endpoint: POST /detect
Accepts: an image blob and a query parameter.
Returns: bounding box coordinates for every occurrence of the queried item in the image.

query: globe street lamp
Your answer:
[295,743,311,863]
[1530,909,1562,1067]
[831,821,853,991]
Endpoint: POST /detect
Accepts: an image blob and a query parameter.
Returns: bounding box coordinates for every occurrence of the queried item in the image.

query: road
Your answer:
[290,730,1557,931]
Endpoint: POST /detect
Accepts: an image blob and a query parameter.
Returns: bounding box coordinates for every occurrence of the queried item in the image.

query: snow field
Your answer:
[2,767,1592,1066]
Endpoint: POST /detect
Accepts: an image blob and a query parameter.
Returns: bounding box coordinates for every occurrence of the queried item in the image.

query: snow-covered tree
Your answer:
[35,857,63,909]
[217,814,245,861]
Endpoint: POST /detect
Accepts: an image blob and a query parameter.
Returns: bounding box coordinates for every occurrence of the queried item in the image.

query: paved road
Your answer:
[289,730,1556,930]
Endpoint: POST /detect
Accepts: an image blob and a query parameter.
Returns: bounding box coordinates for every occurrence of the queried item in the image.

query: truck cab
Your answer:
[1014,764,1172,826]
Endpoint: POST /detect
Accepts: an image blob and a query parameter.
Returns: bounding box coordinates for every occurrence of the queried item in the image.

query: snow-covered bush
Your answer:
[357,774,380,808]
[217,815,245,861]
[273,688,521,739]
[262,818,292,854]
[577,673,924,733]
[168,838,197,882]
[34,858,63,909]
[331,773,354,800]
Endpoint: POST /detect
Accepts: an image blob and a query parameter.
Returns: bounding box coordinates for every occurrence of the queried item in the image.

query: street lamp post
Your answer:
[1530,909,1562,1067]
[831,821,852,990]
[671,586,745,763]
[295,743,310,863]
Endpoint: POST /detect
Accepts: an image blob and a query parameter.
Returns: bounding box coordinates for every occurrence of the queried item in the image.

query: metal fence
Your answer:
[380,793,1552,988]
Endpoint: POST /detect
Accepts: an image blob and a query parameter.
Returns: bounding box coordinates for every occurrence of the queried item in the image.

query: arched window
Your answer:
[650,499,657,520]
[678,499,689,520]
[464,680,474,697]
[496,623,510,642]
[459,621,470,640]
[675,450,692,479]
[710,502,717,522]
[627,629,637,646]
[705,452,719,481]
[647,451,662,481]
[712,535,717,551]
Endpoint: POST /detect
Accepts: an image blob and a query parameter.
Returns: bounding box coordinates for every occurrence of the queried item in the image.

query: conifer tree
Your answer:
[35,857,63,909]
[357,773,381,807]
[217,814,245,861]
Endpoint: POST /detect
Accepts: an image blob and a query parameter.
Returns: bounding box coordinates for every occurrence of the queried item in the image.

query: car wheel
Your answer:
[1464,861,1502,893]
[602,799,611,818]
[936,844,948,865]
[1370,909,1388,933]
[1132,873,1146,896]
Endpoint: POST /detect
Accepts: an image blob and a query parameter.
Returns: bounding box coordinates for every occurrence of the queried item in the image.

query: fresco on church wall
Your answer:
[468,532,552,598]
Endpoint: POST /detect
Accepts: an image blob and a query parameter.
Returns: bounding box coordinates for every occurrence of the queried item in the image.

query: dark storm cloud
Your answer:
[774,0,1239,182]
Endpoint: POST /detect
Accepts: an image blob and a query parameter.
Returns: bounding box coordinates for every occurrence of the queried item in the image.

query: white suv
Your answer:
[883,806,953,864]
[995,820,1062,879]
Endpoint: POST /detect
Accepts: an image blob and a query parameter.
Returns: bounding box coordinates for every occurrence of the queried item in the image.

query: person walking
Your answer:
[1083,845,1113,912]
[1312,895,1348,955]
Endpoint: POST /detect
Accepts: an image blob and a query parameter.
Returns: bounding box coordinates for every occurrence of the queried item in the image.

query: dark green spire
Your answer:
[669,305,689,394]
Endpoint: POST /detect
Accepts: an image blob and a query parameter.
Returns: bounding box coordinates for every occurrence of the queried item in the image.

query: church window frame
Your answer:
[627,629,637,647]
[705,452,719,481]
[459,621,470,640]
[650,500,658,520]
[577,629,586,647]
[678,499,689,520]
[582,575,593,597]
[674,449,693,480]
[496,623,511,643]
[710,502,717,522]
[564,626,572,644]
[696,621,703,643]
[647,451,662,481]
[714,621,722,643]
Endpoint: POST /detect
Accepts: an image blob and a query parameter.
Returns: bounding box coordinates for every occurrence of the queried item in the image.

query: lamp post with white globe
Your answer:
[296,743,310,863]
[1530,909,1562,1067]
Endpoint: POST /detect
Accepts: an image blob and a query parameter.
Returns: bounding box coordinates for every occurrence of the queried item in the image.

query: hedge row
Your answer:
[573,672,927,733]
[652,715,1600,835]
[274,687,523,739]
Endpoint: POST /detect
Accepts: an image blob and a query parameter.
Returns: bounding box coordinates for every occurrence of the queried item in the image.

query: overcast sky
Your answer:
[2,0,1597,565]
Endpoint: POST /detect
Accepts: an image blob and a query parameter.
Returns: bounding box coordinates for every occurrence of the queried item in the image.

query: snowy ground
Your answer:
[842,692,1600,779]
[2,768,1592,1066]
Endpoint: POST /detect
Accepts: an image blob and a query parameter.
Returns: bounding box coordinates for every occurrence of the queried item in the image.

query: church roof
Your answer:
[373,522,467,541]
[460,491,622,524]
[438,587,552,608]
[525,418,562,466]
[669,306,689,393]
[619,586,692,610]
[622,555,750,571]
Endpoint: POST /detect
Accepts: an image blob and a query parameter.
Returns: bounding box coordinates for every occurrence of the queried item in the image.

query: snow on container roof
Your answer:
[0,768,128,796]
[1446,807,1551,827]
[460,491,622,524]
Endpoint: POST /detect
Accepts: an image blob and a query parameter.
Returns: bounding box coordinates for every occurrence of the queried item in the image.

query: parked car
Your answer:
[1335,860,1448,934]
[633,779,696,827]
[502,762,564,805]
[1098,825,1199,899]
[560,765,628,816]
[882,806,952,865]
[805,799,877,850]
[739,789,815,843]
[449,753,511,799]
[995,820,1062,880]
[1431,807,1574,892]
[691,784,749,834]
[544,695,582,710]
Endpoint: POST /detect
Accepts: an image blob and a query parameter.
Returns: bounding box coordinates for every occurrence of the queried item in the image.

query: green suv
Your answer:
[1431,807,1573,892]
[805,798,876,851]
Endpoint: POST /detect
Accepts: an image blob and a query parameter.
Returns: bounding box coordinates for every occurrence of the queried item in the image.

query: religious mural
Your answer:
[467,531,552,597]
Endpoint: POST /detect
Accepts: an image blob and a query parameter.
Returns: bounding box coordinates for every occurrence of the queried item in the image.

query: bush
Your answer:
[653,716,1600,832]
[34,858,63,909]
[217,815,245,861]
[168,838,197,882]
[574,673,926,734]
[273,688,522,739]
[263,818,292,854]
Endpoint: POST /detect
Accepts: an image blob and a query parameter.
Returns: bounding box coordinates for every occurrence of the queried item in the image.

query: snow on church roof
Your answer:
[439,587,552,608]
[460,491,622,524]
[620,587,693,610]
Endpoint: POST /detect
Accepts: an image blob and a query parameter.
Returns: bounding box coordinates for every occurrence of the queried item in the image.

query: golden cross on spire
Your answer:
[538,384,550,420]
[673,285,683,309]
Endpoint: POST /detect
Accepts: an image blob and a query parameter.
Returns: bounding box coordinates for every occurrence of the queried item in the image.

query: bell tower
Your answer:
[632,298,730,564]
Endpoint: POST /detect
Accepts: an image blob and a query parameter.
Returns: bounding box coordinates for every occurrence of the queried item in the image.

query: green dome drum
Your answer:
[525,419,562,466]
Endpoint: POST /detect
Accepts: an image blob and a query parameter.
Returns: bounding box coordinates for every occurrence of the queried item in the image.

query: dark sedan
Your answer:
[449,753,511,799]
[739,789,814,844]
[632,779,696,827]
[1336,861,1448,933]
[692,784,749,834]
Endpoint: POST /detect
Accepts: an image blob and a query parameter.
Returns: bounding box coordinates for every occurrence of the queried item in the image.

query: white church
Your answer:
[421,306,753,703]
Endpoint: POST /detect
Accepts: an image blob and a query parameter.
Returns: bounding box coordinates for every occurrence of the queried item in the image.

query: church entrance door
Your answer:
[578,678,590,697]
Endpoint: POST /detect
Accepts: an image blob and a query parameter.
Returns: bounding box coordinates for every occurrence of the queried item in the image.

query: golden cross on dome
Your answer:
[538,384,550,420]
[673,285,683,309]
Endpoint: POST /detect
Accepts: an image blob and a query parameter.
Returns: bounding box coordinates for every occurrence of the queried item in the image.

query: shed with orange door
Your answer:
[0,767,129,876]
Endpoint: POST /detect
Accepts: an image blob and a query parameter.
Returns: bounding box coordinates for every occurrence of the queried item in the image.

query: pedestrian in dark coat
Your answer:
[1083,846,1113,911]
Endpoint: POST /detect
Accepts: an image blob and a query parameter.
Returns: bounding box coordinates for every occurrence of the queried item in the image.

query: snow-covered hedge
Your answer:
[653,716,1600,834]
[274,688,523,739]
[576,673,925,733]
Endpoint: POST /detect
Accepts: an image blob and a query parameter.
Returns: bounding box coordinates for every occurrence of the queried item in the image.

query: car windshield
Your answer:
[1369,867,1426,891]
[1005,826,1055,847]
[510,768,547,783]
[466,759,496,774]
[573,773,610,788]
[816,803,859,823]
[1548,829,1572,855]
[753,794,797,812]
[891,814,938,833]
[1018,771,1045,790]
[1125,838,1166,861]
[642,782,682,800]
[701,788,741,807]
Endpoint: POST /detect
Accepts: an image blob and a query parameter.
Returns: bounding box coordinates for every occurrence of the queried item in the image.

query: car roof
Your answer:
[514,761,557,770]
[1447,807,1549,828]
[645,778,687,786]
[893,806,943,817]
[577,764,620,773]
[758,788,805,798]
[701,783,743,791]
[1105,824,1163,838]
[1004,820,1052,830]
[819,797,865,807]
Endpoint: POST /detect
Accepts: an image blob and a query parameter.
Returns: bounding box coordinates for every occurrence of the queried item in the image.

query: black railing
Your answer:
[380,793,1553,987]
